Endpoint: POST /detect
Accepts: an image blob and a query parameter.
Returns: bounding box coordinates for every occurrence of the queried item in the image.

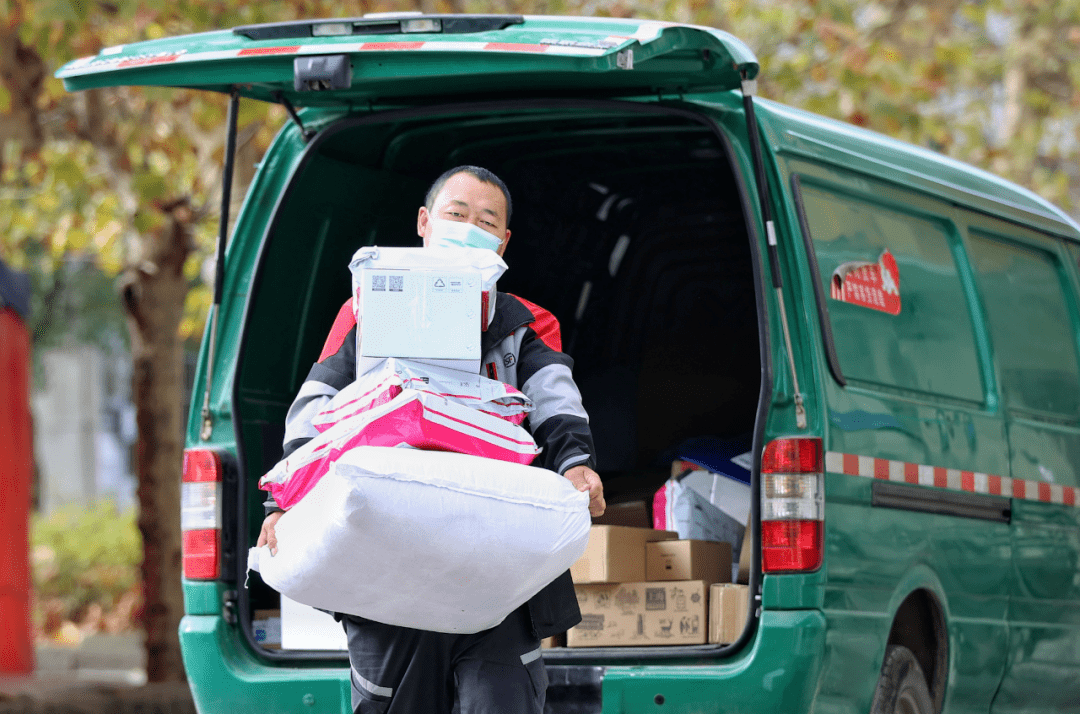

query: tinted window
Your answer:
[968,232,1080,417]
[801,182,983,401]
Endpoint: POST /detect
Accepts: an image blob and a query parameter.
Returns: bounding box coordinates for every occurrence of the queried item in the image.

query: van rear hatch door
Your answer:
[56,15,757,103]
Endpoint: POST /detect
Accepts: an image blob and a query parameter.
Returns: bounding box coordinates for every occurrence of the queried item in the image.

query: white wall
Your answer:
[32,345,136,513]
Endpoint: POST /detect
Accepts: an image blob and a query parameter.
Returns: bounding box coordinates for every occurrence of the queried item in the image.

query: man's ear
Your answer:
[497,229,511,257]
[417,206,431,245]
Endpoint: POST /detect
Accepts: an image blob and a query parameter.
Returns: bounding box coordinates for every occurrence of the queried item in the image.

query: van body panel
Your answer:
[768,120,1048,711]
[597,610,826,713]
[180,615,348,713]
[958,214,1080,710]
[994,502,1080,712]
[183,580,227,616]
[756,99,1080,241]
[56,17,757,103]
[759,571,825,610]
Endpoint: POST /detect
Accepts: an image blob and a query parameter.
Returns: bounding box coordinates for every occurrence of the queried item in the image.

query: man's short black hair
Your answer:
[425,166,512,226]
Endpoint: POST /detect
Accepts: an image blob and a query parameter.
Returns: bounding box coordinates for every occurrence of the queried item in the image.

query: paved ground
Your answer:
[0,635,194,714]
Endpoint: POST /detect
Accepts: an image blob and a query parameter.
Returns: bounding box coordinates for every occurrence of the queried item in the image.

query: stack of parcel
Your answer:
[566,523,749,647]
[566,447,753,647]
[250,247,592,635]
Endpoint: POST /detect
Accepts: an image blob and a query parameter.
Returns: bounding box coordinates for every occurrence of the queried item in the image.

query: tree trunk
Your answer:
[120,199,194,683]
[0,22,46,163]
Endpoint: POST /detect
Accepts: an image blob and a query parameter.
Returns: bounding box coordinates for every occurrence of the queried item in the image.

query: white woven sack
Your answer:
[249,446,590,634]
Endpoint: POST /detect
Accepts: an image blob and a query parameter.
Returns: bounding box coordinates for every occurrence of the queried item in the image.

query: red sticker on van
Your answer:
[830,250,901,315]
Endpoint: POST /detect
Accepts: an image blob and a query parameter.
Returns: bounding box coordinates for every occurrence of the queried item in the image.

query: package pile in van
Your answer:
[249,446,591,634]
[259,360,541,510]
[566,525,746,646]
[653,443,753,583]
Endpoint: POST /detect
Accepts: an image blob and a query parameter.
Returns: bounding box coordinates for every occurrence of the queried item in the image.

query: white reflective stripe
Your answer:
[520,647,542,665]
[351,666,393,698]
[558,453,590,475]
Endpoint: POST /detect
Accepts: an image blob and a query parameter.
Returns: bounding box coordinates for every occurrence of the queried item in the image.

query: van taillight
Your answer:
[760,438,824,573]
[182,449,223,580]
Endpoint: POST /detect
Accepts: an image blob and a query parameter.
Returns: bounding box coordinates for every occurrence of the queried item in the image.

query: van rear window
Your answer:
[967,233,1080,418]
[800,182,983,402]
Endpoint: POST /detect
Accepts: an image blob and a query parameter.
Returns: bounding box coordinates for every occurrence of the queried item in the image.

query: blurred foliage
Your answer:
[2,0,1080,354]
[31,500,143,641]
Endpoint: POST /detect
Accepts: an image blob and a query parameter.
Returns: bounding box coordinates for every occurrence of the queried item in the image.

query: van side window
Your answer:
[967,233,1080,418]
[799,181,983,402]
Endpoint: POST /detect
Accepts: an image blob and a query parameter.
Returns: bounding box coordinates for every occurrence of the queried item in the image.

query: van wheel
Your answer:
[869,645,934,714]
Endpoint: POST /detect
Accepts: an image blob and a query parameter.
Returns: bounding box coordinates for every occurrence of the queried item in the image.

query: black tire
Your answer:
[869,645,935,714]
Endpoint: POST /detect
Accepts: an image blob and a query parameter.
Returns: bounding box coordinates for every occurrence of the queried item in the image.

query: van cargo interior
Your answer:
[234,103,762,657]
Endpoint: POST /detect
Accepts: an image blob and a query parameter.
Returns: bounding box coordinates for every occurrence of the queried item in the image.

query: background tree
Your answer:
[1,0,296,682]
[4,0,1080,682]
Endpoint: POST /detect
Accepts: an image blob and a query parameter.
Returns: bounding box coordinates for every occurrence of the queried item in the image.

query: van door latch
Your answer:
[616,49,634,70]
[294,54,353,91]
[222,589,238,625]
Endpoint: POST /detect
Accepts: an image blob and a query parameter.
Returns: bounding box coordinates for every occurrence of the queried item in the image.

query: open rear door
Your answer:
[56,14,757,105]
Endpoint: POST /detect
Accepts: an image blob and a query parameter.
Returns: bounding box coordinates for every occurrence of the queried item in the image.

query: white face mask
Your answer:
[427,218,503,252]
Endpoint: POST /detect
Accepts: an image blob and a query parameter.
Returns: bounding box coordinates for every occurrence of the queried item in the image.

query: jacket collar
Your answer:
[481,292,534,354]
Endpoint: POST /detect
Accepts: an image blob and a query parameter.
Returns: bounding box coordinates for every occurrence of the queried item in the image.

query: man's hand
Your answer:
[257,511,284,556]
[564,465,605,517]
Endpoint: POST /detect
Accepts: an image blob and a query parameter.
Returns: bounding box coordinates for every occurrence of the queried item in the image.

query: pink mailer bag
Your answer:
[260,389,541,510]
[311,358,531,431]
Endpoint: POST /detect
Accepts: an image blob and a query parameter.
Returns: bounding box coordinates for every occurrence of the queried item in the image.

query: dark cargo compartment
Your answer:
[234,103,761,660]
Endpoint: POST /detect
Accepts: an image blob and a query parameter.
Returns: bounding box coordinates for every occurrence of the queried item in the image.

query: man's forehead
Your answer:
[434,174,506,215]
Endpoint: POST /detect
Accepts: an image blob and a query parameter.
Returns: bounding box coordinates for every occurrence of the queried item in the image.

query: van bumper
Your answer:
[180,615,349,714]
[180,610,826,714]
[598,610,826,713]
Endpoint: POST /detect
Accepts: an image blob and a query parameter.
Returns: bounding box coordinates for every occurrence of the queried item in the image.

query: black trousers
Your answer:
[341,605,547,714]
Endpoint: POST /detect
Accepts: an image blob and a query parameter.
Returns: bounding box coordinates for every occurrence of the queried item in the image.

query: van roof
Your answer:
[55,15,757,103]
[758,98,1080,240]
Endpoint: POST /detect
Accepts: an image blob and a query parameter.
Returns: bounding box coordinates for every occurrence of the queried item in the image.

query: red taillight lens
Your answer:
[762,520,823,572]
[182,529,221,579]
[182,449,222,580]
[761,438,824,574]
[762,437,823,474]
[183,449,222,483]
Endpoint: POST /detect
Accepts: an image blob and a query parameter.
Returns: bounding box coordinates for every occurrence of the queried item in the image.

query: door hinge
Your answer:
[222,589,238,625]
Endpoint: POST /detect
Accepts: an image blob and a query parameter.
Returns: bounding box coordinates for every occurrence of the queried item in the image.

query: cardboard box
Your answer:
[646,539,732,586]
[709,583,750,644]
[570,526,678,584]
[567,580,708,647]
[356,266,483,374]
[541,633,565,649]
[662,482,746,578]
[252,609,281,650]
[737,516,752,584]
[592,500,651,528]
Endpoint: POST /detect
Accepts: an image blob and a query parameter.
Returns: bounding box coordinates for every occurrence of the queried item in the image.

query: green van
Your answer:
[58,14,1080,714]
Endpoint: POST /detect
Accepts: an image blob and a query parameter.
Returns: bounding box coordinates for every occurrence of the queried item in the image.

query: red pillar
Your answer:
[0,307,33,675]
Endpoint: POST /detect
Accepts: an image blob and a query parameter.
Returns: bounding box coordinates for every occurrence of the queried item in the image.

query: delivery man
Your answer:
[258,165,605,713]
